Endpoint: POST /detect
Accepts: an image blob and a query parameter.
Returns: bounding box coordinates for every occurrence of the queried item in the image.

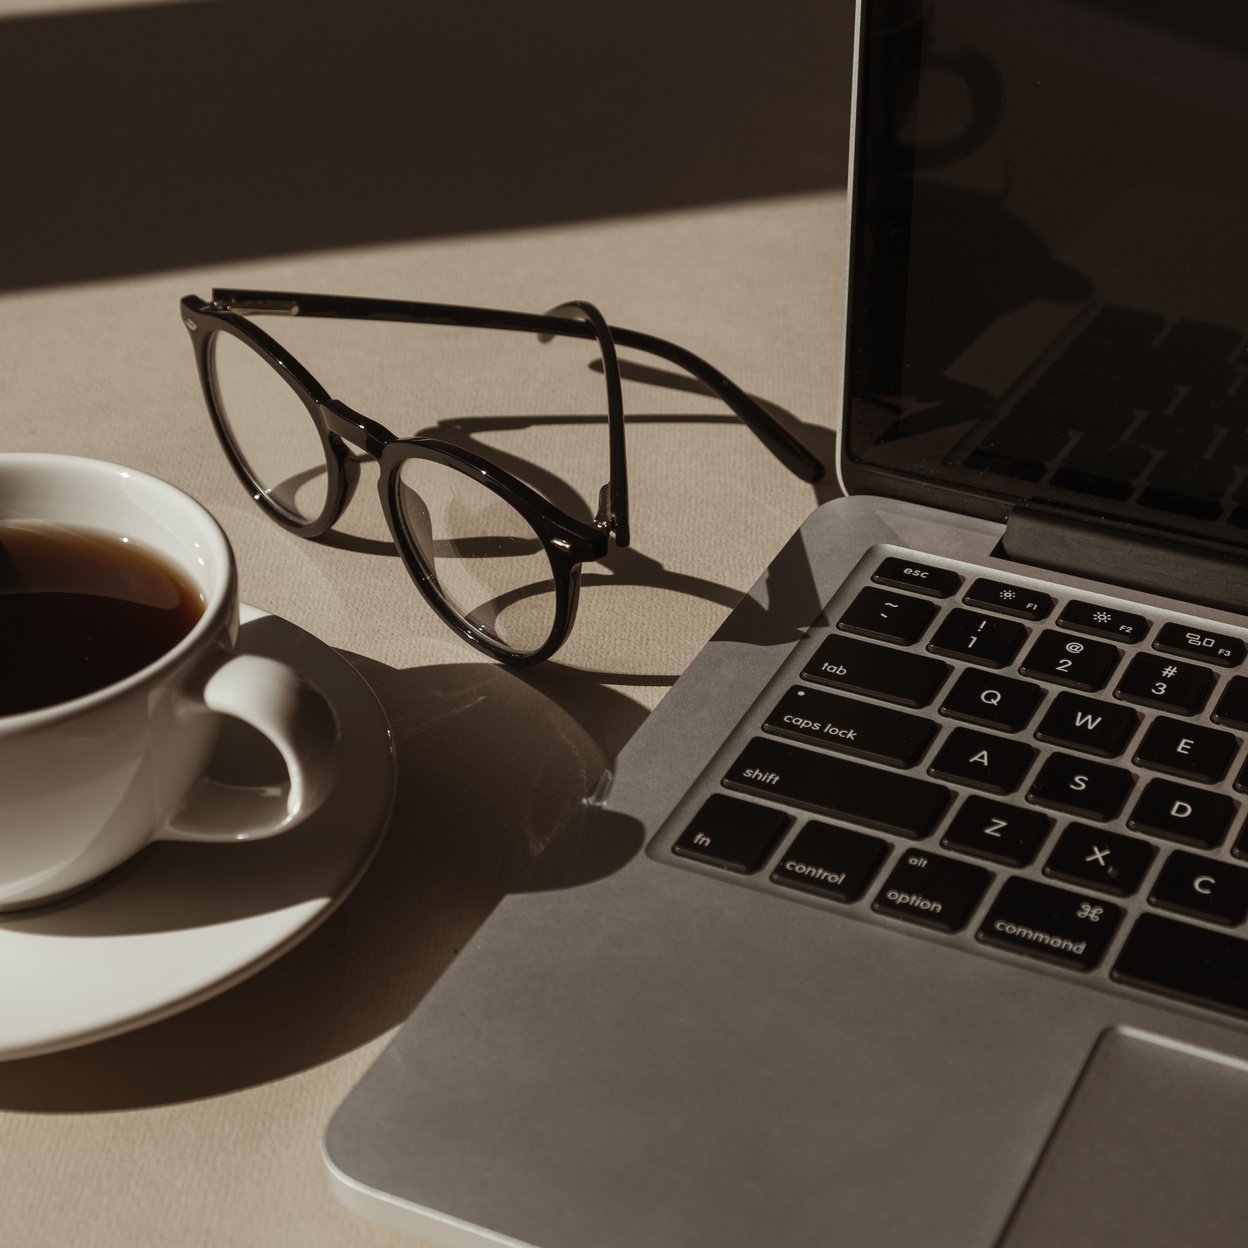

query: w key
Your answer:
[1034,692,1139,757]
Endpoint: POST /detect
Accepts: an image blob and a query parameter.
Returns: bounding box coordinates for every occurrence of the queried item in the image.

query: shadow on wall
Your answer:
[0,0,854,292]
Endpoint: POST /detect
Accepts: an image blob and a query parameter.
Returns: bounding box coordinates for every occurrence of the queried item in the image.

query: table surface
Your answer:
[0,2,853,1239]
[0,187,848,1247]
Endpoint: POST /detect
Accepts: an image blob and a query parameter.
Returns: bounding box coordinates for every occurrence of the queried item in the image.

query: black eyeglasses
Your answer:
[180,289,824,665]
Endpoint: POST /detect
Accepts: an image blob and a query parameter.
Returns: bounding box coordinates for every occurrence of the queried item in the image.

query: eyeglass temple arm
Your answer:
[539,300,629,547]
[208,290,825,484]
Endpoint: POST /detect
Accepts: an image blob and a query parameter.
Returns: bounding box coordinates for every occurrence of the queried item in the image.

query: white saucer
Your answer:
[0,606,395,1061]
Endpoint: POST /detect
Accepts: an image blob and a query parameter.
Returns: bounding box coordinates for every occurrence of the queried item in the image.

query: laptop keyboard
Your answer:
[662,553,1248,1023]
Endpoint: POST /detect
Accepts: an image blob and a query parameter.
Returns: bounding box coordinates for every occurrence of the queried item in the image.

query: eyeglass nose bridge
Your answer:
[318,399,394,461]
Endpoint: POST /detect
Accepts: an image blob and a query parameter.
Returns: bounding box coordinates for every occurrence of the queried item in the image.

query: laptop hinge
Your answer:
[1000,505,1248,616]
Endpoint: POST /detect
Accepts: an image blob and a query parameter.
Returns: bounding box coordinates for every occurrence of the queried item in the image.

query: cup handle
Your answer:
[159,652,339,843]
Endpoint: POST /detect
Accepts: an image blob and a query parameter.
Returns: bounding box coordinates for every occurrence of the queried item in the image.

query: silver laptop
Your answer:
[325,2,1248,1244]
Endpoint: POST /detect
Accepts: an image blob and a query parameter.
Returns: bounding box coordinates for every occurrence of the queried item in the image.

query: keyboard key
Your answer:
[1127,778,1235,849]
[1133,717,1239,784]
[872,557,961,598]
[928,608,1027,667]
[724,738,952,840]
[1113,913,1248,1017]
[1114,652,1214,715]
[939,668,1043,733]
[1034,692,1139,757]
[978,877,1123,971]
[927,728,1036,794]
[1044,823,1155,896]
[1057,600,1149,644]
[941,796,1052,867]
[837,587,937,645]
[1154,621,1246,667]
[763,686,936,768]
[801,635,950,708]
[672,795,791,873]
[963,578,1054,621]
[1149,851,1248,926]
[1019,630,1120,690]
[1232,821,1248,860]
[1212,675,1248,729]
[872,847,992,933]
[770,821,890,903]
[1027,753,1135,820]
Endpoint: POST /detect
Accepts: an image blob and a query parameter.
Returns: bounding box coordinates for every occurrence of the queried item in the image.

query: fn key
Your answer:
[673,795,791,873]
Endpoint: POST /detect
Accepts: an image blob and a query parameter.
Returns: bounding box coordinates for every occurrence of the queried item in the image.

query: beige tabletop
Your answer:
[0,4,851,1245]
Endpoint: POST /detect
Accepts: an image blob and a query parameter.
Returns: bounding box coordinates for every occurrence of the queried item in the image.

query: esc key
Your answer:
[873,557,962,599]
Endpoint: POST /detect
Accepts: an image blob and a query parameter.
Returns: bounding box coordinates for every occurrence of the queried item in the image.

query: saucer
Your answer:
[0,606,395,1061]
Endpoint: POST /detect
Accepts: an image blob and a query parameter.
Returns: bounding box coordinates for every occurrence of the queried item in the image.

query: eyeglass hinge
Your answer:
[214,297,302,316]
[594,482,613,531]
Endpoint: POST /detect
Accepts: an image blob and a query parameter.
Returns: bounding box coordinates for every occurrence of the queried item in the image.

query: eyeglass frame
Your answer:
[180,288,824,665]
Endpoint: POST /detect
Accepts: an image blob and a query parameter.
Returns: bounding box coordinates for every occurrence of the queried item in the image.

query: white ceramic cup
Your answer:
[0,453,339,910]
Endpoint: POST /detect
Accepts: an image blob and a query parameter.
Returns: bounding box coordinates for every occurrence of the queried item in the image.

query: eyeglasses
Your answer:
[179,289,824,665]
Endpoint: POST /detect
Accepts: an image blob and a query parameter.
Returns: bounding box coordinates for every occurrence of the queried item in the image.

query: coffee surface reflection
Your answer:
[0,523,204,716]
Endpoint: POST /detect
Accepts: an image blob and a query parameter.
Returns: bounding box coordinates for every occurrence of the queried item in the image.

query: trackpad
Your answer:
[1001,1027,1248,1248]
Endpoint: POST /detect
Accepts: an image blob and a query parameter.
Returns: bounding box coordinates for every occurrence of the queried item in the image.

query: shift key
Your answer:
[724,737,952,839]
[764,686,937,767]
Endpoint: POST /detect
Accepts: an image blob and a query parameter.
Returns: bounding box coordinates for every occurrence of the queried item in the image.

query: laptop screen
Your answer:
[842,0,1247,545]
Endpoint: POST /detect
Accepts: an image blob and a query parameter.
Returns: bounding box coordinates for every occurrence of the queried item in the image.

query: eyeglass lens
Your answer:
[209,331,331,524]
[392,457,558,654]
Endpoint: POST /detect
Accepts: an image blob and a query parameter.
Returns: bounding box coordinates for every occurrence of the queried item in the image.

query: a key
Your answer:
[1034,692,1139,757]
[939,668,1043,733]
[1114,652,1214,716]
[838,587,937,646]
[1019,630,1120,690]
[927,608,1027,667]
[724,738,952,840]
[1154,622,1246,668]
[1212,675,1248,729]
[978,877,1123,971]
[1027,752,1135,820]
[763,686,936,768]
[1149,851,1248,926]
[871,558,961,599]
[1133,717,1239,784]
[940,796,1052,867]
[1127,778,1234,849]
[1043,823,1155,896]
[1113,913,1248,1018]
[672,795,791,873]
[801,635,950,708]
[927,728,1036,794]
[871,847,992,933]
[1057,600,1149,644]
[770,821,891,903]
[963,578,1053,621]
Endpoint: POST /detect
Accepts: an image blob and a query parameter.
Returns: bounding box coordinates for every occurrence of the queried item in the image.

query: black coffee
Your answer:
[0,522,205,715]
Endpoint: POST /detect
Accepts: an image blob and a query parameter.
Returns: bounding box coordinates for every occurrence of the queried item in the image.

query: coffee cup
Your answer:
[0,453,338,910]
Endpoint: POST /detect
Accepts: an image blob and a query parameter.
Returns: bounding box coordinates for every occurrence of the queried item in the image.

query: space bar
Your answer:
[1112,913,1248,1018]
[723,737,951,840]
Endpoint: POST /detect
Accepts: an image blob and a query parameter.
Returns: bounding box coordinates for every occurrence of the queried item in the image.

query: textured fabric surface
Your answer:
[0,191,844,1246]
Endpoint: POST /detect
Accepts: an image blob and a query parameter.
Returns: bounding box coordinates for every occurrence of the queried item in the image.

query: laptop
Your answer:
[325,2,1248,1244]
